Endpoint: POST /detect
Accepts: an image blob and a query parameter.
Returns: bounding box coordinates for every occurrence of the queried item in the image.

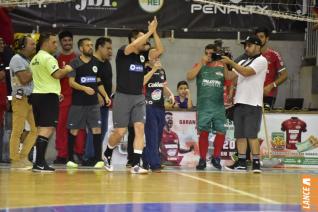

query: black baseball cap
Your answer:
[240,35,261,46]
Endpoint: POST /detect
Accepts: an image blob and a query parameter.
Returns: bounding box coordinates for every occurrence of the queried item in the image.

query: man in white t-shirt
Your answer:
[221,35,267,173]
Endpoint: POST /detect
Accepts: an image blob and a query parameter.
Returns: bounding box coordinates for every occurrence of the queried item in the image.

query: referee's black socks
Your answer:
[93,133,102,161]
[35,136,49,165]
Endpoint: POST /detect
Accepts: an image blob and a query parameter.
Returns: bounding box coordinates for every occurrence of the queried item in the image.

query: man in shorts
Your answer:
[30,33,73,172]
[103,17,160,174]
[67,38,110,168]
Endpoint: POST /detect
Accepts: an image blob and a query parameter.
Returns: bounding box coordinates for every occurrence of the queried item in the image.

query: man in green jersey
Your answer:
[30,33,72,172]
[187,44,230,170]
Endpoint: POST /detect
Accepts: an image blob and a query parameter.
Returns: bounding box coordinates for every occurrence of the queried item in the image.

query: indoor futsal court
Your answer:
[1,0,318,211]
[0,166,318,211]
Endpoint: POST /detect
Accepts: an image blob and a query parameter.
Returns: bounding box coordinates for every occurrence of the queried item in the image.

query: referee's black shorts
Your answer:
[233,103,262,139]
[30,93,59,127]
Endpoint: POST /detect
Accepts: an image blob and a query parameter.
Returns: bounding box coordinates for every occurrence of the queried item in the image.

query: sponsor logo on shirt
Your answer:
[151,89,162,101]
[148,82,164,88]
[80,76,97,83]
[129,64,144,72]
[140,55,145,63]
[215,71,224,77]
[202,79,222,87]
[92,66,98,73]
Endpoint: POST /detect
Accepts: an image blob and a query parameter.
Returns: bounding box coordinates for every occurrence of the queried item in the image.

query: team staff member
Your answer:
[9,36,36,169]
[187,44,230,170]
[66,38,110,168]
[54,30,86,165]
[104,17,161,174]
[84,37,113,163]
[30,33,73,172]
[222,35,268,173]
[255,27,288,108]
[142,48,174,172]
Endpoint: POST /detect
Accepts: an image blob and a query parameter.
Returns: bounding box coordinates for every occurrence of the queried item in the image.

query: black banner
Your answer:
[10,0,305,34]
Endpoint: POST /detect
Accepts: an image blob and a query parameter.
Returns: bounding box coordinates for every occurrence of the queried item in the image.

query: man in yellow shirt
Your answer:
[30,33,72,172]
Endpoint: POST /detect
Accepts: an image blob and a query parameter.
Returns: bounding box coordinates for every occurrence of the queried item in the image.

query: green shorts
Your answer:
[197,107,226,133]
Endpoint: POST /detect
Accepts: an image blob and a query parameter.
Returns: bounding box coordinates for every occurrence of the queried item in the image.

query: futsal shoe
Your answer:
[211,157,222,170]
[196,158,206,170]
[32,162,55,173]
[224,160,247,172]
[94,161,104,169]
[11,160,30,170]
[130,165,149,174]
[103,156,114,172]
[66,161,78,169]
[21,158,33,170]
[252,160,262,173]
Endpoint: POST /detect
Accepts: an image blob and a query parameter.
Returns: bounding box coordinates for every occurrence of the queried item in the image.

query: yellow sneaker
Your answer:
[94,161,104,169]
[66,161,78,169]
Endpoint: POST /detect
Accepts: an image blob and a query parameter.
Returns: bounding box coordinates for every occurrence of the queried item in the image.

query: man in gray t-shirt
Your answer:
[8,36,37,170]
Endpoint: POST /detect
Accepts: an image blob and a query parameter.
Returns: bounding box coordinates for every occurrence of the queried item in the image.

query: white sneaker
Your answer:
[130,165,149,174]
[66,161,78,169]
[103,156,113,172]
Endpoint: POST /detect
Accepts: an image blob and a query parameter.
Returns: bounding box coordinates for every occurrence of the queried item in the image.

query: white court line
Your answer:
[178,172,281,205]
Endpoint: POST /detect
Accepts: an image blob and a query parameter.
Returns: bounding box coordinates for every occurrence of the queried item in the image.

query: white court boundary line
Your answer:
[178,172,281,204]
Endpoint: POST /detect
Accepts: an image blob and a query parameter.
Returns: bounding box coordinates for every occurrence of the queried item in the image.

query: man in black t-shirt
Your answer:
[67,38,110,169]
[84,37,113,163]
[104,17,163,174]
[142,48,174,172]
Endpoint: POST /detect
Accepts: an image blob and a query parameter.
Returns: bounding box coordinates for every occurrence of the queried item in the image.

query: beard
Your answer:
[83,51,93,57]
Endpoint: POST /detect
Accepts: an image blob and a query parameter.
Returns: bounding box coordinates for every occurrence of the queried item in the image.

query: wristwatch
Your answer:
[273,82,277,88]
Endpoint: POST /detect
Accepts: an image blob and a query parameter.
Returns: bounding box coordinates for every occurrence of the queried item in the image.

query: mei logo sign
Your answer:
[301,176,318,211]
[190,0,268,15]
[75,0,118,11]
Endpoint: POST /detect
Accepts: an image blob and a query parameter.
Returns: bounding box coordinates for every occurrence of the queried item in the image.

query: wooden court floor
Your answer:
[0,165,317,211]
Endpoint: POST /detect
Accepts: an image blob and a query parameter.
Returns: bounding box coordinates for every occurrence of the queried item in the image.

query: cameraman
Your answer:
[187,44,231,170]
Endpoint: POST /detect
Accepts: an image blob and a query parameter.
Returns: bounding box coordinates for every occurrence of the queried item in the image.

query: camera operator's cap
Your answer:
[240,35,261,46]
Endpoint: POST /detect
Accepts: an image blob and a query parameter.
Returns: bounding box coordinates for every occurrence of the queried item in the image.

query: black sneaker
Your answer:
[82,159,97,167]
[53,157,67,165]
[225,160,247,172]
[252,160,262,173]
[196,158,206,170]
[211,157,222,170]
[32,163,55,173]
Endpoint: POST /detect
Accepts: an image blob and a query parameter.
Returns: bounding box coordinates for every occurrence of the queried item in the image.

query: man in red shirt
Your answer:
[54,31,86,164]
[255,27,288,109]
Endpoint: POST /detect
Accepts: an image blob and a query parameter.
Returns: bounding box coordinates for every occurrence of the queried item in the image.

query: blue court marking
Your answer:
[1,203,301,212]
